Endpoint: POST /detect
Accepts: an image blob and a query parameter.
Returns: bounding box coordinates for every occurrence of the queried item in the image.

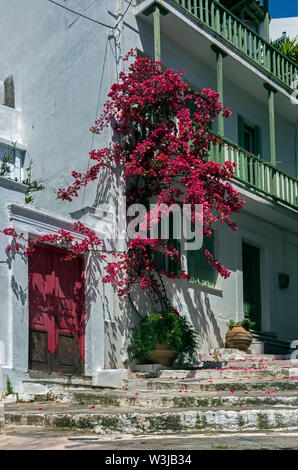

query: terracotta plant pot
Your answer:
[226,326,252,352]
[147,343,179,367]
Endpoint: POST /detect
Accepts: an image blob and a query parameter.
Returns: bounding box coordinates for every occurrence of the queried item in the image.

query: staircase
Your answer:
[4,351,298,435]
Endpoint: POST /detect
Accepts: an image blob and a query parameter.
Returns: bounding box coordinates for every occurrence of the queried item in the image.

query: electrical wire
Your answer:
[47,0,134,29]
[115,0,134,29]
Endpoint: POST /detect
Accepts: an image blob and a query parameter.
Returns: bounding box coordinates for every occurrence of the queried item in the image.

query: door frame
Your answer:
[28,243,85,375]
[236,227,273,333]
[4,203,113,390]
[242,241,262,331]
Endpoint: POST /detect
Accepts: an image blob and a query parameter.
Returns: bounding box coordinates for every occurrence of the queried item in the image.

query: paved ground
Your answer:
[1,426,298,450]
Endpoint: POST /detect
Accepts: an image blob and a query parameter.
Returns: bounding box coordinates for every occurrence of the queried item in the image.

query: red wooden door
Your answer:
[28,244,85,374]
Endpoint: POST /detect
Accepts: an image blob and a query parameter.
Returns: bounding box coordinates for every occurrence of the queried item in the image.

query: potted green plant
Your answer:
[128,311,198,367]
[226,319,255,352]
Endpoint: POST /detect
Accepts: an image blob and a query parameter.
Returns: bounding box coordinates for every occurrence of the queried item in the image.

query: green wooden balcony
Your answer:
[171,0,297,92]
[208,132,298,209]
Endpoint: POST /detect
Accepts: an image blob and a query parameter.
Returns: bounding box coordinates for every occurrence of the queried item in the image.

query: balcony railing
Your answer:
[172,0,297,92]
[208,133,298,209]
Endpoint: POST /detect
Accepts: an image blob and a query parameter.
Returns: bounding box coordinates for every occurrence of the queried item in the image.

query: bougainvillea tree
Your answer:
[2,50,244,316]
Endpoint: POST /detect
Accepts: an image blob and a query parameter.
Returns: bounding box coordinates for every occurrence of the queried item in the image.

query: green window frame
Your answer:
[154,213,181,276]
[238,115,262,157]
[187,232,216,287]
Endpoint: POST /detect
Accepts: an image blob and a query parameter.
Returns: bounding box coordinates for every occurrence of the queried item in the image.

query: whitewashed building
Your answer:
[0,0,297,392]
[270,16,298,41]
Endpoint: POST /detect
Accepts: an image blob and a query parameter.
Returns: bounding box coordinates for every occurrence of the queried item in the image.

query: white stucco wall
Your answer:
[270,17,298,41]
[0,0,120,218]
[0,0,297,388]
[0,192,118,391]
[0,178,27,390]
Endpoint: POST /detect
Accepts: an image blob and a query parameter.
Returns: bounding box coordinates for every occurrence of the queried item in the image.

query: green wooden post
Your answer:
[143,3,169,62]
[264,83,277,166]
[211,45,227,137]
[264,83,277,196]
[263,0,270,42]
[153,6,161,61]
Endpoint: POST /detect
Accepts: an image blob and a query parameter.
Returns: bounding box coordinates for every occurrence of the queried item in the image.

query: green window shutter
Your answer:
[154,214,181,275]
[168,237,181,275]
[204,235,216,286]
[168,213,181,275]
[188,248,207,284]
[187,233,216,286]
[238,115,245,149]
[155,250,167,271]
[254,125,262,158]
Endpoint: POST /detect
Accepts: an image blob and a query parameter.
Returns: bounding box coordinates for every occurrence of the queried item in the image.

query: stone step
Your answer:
[196,360,297,369]
[128,377,298,392]
[5,402,298,434]
[27,389,298,409]
[196,351,294,362]
[27,372,93,385]
[131,366,298,380]
[21,379,102,396]
[19,365,298,400]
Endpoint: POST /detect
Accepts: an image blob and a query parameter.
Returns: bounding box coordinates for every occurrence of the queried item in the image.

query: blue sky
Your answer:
[268,0,298,18]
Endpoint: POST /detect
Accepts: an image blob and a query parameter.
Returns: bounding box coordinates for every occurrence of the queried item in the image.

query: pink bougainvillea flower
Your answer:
[2,53,243,312]
[91,405,96,409]
[135,393,140,396]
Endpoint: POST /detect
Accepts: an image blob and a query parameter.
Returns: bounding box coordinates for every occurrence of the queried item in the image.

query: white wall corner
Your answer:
[70,205,115,240]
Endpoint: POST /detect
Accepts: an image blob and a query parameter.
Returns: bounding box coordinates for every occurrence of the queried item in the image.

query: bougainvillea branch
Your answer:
[3,222,103,261]
[2,50,244,314]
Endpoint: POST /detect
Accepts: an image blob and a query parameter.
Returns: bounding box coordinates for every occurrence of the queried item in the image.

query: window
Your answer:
[154,213,181,276]
[187,232,216,287]
[0,144,24,180]
[238,115,262,186]
[2,75,15,109]
[238,115,261,157]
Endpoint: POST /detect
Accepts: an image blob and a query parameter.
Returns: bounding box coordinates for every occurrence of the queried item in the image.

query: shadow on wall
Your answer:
[104,285,156,369]
[167,278,225,351]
